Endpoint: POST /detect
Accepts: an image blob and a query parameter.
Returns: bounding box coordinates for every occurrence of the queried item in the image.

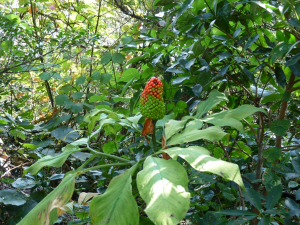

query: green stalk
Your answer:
[152,120,157,152]
[87,145,132,163]
[80,163,132,175]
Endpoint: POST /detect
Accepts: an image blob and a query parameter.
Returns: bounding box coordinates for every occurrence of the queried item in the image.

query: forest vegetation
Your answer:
[1,0,300,224]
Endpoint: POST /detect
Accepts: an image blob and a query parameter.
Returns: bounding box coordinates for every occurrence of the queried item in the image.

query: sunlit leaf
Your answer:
[90,164,139,225]
[137,157,190,224]
[164,146,246,190]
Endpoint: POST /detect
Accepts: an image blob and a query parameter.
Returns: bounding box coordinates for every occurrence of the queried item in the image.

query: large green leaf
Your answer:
[165,119,189,140]
[89,164,139,225]
[167,126,226,146]
[137,157,190,225]
[196,89,228,118]
[18,172,76,225]
[203,118,244,133]
[266,184,283,210]
[204,105,266,121]
[25,145,80,175]
[164,146,246,190]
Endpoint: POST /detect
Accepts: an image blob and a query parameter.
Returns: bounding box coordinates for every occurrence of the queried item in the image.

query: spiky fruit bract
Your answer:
[140,77,165,120]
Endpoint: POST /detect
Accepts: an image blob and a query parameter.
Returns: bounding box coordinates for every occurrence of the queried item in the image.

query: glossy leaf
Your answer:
[274,66,286,87]
[165,119,188,140]
[204,105,266,121]
[244,34,259,50]
[172,0,194,27]
[137,157,190,225]
[167,126,226,146]
[246,188,261,210]
[25,145,80,175]
[203,118,244,133]
[292,156,300,174]
[90,164,139,225]
[165,146,246,190]
[18,172,76,225]
[196,89,228,118]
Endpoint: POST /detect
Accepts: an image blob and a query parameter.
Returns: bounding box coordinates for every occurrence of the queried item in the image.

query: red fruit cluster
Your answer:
[141,77,163,102]
[140,77,165,120]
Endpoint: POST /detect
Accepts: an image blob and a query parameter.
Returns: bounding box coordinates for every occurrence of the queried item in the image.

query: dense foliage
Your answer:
[1,0,300,224]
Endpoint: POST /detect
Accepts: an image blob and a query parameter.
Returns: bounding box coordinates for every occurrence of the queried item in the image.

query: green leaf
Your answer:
[165,119,189,140]
[18,172,76,225]
[258,215,270,225]
[242,67,256,86]
[60,84,72,93]
[12,178,37,189]
[89,95,107,103]
[71,92,84,100]
[253,2,281,17]
[244,34,259,50]
[25,145,80,175]
[196,89,228,118]
[288,181,298,188]
[6,14,20,23]
[246,188,261,210]
[192,84,202,97]
[295,189,300,201]
[266,184,283,210]
[262,169,281,186]
[276,30,285,42]
[215,0,231,32]
[292,156,300,174]
[216,210,256,216]
[100,73,112,84]
[120,68,139,82]
[167,126,226,146]
[76,76,86,86]
[203,118,244,133]
[165,146,246,190]
[39,72,51,81]
[263,147,281,162]
[274,66,286,87]
[51,126,80,142]
[218,64,230,77]
[286,52,300,67]
[9,129,25,140]
[231,141,252,159]
[55,94,68,105]
[269,119,290,136]
[70,103,83,113]
[137,157,190,225]
[172,0,194,27]
[223,189,235,201]
[261,94,282,104]
[102,141,118,154]
[90,164,139,225]
[205,105,266,121]
[112,53,125,64]
[288,18,300,28]
[121,36,133,44]
[0,189,26,206]
[271,43,291,64]
[285,198,300,217]
[101,52,112,65]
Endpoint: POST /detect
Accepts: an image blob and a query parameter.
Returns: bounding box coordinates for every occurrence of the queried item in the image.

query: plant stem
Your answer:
[86,145,133,163]
[152,120,157,152]
[78,154,98,171]
[80,162,132,175]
